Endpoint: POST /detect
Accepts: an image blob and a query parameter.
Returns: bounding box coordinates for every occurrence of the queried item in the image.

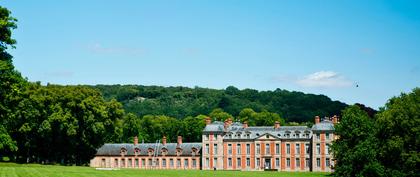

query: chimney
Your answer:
[224,119,229,130]
[205,117,212,125]
[162,136,167,146]
[134,136,138,145]
[274,121,280,129]
[333,115,338,124]
[243,121,248,128]
[177,136,182,145]
[315,116,320,124]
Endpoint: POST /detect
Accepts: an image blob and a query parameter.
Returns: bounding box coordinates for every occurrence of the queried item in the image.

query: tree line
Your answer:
[92,84,348,123]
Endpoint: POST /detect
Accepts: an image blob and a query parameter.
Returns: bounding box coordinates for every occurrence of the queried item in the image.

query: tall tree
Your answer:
[0,6,25,157]
[376,88,420,177]
[332,105,384,177]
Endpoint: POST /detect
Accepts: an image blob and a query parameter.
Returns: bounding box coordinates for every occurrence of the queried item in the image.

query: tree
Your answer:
[376,88,420,177]
[0,6,25,159]
[332,105,384,177]
[209,108,233,121]
[180,115,207,142]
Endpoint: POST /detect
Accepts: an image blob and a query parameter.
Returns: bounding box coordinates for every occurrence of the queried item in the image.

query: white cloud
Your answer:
[296,71,353,88]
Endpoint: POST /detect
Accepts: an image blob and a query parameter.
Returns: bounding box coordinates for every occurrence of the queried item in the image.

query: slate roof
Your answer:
[95,143,202,156]
[203,121,313,140]
[311,120,335,131]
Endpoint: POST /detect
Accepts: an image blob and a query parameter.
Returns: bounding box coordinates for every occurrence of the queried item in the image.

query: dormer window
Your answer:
[256,133,260,136]
[191,147,199,156]
[176,148,183,156]
[161,148,168,156]
[120,147,127,156]
[134,148,140,156]
[148,148,154,156]
[277,134,281,137]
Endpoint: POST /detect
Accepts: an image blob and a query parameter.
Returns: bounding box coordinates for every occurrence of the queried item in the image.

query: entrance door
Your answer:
[264,158,271,169]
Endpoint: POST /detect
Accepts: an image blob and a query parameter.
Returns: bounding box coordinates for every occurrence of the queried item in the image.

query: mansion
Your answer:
[90,116,337,172]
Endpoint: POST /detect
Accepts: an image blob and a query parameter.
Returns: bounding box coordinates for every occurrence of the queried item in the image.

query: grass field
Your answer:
[0,163,329,177]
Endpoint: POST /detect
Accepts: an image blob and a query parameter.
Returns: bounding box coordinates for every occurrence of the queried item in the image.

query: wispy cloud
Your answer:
[273,71,354,88]
[88,43,146,56]
[296,71,353,88]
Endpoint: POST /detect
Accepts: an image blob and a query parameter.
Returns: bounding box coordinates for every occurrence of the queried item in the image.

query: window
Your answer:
[156,159,159,166]
[316,133,320,140]
[192,159,197,168]
[316,158,320,167]
[184,159,188,168]
[237,144,241,154]
[228,158,232,167]
[286,144,290,154]
[135,158,139,167]
[326,144,330,154]
[170,159,174,167]
[296,144,300,154]
[266,135,269,138]
[316,144,320,154]
[286,158,290,167]
[276,158,280,167]
[256,144,260,154]
[214,144,218,154]
[326,158,330,168]
[121,159,125,167]
[276,144,280,154]
[246,158,250,167]
[162,159,166,167]
[246,144,250,154]
[326,133,330,139]
[205,135,209,140]
[205,158,209,168]
[205,144,209,154]
[213,158,217,168]
[237,158,241,168]
[128,158,132,167]
[141,159,145,167]
[148,159,152,167]
[114,158,118,168]
[177,159,181,168]
[296,158,300,168]
[228,144,232,155]
[256,158,260,167]
[305,158,310,168]
[214,135,217,141]
[305,144,310,154]
[265,143,270,154]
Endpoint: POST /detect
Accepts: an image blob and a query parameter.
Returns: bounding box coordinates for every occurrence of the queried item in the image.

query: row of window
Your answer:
[109,158,198,168]
[315,133,332,140]
[205,143,330,155]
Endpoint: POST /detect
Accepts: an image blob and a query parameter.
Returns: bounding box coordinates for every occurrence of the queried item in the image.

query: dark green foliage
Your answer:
[9,83,125,164]
[92,85,348,123]
[376,88,420,177]
[0,6,25,157]
[332,105,383,177]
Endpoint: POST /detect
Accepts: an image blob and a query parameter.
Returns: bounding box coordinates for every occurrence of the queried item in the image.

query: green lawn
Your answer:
[0,163,329,177]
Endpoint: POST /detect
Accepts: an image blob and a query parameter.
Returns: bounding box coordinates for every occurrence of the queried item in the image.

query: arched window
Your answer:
[191,147,198,156]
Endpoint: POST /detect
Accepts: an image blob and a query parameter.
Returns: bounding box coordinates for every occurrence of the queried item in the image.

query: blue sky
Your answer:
[2,0,420,109]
